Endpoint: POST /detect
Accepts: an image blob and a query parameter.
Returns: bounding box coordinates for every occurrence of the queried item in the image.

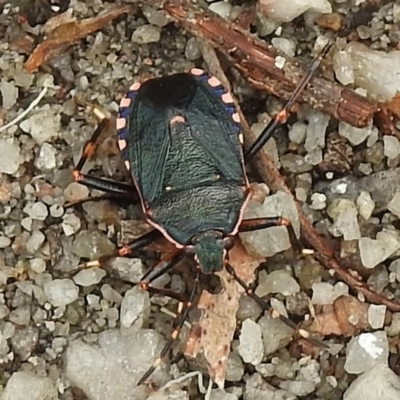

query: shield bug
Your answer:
[72,38,333,385]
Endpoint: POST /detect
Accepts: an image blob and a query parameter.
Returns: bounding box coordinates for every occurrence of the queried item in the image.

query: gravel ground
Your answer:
[1,0,400,399]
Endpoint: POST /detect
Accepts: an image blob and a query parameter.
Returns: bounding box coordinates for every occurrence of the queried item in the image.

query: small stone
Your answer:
[2,371,58,400]
[258,0,331,22]
[288,121,307,144]
[244,373,296,400]
[271,37,296,57]
[338,122,373,146]
[19,104,61,144]
[388,190,400,218]
[279,380,316,397]
[0,80,19,110]
[21,217,32,231]
[281,154,312,173]
[383,136,400,159]
[258,314,293,356]
[387,313,400,337]
[344,363,400,400]
[310,193,326,210]
[110,257,146,284]
[27,202,48,221]
[359,230,400,269]
[327,199,360,241]
[44,279,79,307]
[185,37,201,60]
[304,109,330,153]
[73,268,106,287]
[141,5,171,27]
[226,351,245,382]
[367,305,386,329]
[236,296,262,322]
[389,259,400,282]
[0,236,11,248]
[65,329,169,397]
[333,50,355,85]
[101,284,123,304]
[208,389,238,400]
[240,190,300,258]
[35,143,57,171]
[72,230,114,259]
[345,42,400,101]
[209,1,232,19]
[344,331,389,374]
[311,282,349,305]
[356,191,375,220]
[62,213,81,236]
[0,331,9,356]
[256,270,300,297]
[64,182,89,202]
[29,258,46,273]
[49,204,64,218]
[120,287,150,332]
[0,139,21,174]
[10,327,39,360]
[9,305,31,326]
[131,25,161,44]
[26,230,45,254]
[238,319,264,365]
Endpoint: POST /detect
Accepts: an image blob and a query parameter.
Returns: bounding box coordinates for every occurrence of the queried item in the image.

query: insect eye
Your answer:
[223,237,234,250]
[184,245,195,255]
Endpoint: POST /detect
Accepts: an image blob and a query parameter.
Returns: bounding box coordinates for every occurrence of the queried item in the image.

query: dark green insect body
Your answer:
[117,70,249,273]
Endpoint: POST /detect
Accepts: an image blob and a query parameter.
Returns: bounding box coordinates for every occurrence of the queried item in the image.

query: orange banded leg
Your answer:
[139,248,186,303]
[72,102,137,200]
[245,33,338,162]
[224,262,327,348]
[137,270,201,386]
[78,229,162,270]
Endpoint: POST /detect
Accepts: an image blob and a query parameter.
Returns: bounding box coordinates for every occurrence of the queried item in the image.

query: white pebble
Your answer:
[131,25,161,44]
[62,214,81,236]
[73,268,106,287]
[0,81,18,110]
[238,319,264,365]
[35,143,57,171]
[258,0,332,22]
[209,1,232,19]
[383,136,400,160]
[367,305,386,330]
[359,230,400,269]
[19,105,61,145]
[338,122,373,146]
[2,371,57,400]
[311,282,349,305]
[388,190,400,219]
[345,332,389,374]
[44,279,79,307]
[0,139,21,175]
[356,191,375,220]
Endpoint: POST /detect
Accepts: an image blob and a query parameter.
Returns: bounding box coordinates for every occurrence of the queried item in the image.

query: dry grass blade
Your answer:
[25,5,133,72]
[184,243,263,389]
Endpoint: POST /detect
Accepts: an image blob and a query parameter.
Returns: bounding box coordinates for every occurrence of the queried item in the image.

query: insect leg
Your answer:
[137,270,200,386]
[239,217,304,253]
[72,102,137,196]
[139,248,187,303]
[224,262,327,348]
[244,34,337,163]
[77,229,163,270]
